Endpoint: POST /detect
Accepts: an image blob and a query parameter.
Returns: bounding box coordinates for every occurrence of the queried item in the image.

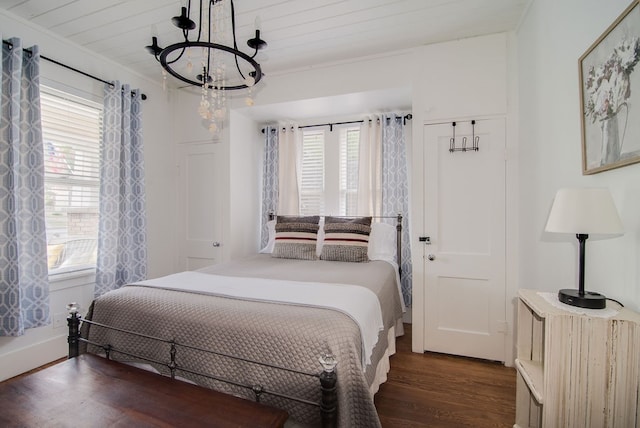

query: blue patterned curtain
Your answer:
[0,38,50,336]
[260,125,278,248]
[95,82,147,297]
[382,114,412,307]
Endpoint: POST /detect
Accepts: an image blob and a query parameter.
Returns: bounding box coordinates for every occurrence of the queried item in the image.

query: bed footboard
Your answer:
[66,304,338,428]
[67,303,81,358]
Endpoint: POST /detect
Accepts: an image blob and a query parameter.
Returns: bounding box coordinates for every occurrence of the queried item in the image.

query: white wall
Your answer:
[517,0,640,311]
[0,10,175,381]
[228,110,263,258]
[254,50,415,108]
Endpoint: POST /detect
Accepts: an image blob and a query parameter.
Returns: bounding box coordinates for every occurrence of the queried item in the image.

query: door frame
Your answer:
[410,114,518,367]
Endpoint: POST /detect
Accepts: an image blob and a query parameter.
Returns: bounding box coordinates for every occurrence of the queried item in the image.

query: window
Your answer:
[299,125,360,216]
[41,87,103,275]
[339,127,360,216]
[300,129,325,214]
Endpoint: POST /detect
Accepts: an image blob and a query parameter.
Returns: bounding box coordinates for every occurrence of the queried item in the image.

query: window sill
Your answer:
[49,268,96,292]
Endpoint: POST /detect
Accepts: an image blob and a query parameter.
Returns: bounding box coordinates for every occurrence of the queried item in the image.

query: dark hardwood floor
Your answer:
[6,323,515,427]
[375,324,516,428]
[1,354,288,428]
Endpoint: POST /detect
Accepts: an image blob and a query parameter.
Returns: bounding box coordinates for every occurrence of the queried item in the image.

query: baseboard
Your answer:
[0,334,67,382]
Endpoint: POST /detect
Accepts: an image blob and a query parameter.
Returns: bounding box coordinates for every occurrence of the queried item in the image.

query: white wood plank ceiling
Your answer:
[0,0,529,87]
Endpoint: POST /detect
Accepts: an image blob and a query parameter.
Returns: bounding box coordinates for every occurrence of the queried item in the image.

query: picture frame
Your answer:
[579,0,640,175]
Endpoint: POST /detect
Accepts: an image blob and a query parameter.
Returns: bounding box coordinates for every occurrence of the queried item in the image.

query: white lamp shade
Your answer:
[545,188,624,236]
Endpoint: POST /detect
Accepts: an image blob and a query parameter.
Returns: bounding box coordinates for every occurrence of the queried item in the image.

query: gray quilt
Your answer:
[83,255,403,427]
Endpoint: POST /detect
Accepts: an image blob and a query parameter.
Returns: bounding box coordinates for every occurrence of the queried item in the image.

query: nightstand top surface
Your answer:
[518,289,640,321]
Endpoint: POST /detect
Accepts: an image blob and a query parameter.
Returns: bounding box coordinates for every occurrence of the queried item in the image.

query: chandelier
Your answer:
[146,0,267,136]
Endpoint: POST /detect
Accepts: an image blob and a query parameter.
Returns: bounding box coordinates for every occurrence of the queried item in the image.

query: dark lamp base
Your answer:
[558,289,606,309]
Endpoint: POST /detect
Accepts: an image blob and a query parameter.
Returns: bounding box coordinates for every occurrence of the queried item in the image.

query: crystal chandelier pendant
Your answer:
[245,75,255,106]
[208,122,218,135]
[245,90,254,106]
[199,78,211,120]
[199,99,210,119]
[186,49,193,74]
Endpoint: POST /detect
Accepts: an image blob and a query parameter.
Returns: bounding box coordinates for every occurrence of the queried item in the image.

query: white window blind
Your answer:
[300,129,325,215]
[339,127,360,216]
[299,125,360,216]
[41,87,103,275]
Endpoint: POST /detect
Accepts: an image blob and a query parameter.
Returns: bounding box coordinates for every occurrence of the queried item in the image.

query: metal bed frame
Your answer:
[66,303,338,427]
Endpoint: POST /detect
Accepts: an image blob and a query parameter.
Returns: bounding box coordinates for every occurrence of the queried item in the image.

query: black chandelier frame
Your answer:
[147,0,266,91]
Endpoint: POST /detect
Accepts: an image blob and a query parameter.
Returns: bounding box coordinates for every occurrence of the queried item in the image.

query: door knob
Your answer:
[427,254,435,261]
[212,242,221,247]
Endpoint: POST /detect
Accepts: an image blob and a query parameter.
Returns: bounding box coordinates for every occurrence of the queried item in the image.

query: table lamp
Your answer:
[544,188,624,309]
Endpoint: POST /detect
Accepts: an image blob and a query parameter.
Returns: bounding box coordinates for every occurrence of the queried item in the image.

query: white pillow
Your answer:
[259,220,276,253]
[368,222,397,263]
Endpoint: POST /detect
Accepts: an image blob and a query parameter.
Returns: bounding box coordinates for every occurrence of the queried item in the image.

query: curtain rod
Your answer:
[2,39,147,100]
[261,113,412,133]
[299,119,365,130]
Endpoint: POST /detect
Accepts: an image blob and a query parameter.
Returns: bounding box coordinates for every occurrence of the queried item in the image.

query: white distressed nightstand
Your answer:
[514,289,640,428]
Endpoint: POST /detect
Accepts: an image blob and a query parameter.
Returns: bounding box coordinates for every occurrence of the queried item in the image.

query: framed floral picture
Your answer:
[579,0,640,174]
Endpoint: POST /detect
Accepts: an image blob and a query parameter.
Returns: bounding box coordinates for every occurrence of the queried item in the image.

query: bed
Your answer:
[71,215,405,428]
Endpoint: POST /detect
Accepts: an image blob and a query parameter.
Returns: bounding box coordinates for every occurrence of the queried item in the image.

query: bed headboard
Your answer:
[268,213,403,273]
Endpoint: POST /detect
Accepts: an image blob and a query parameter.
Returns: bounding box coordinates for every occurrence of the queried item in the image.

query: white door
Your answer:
[422,118,506,362]
[177,143,223,271]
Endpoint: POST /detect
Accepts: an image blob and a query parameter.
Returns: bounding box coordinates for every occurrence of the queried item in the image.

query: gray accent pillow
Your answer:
[320,216,372,262]
[272,216,320,260]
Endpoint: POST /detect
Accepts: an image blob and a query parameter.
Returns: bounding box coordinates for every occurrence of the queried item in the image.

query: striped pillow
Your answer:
[320,216,372,262]
[272,216,320,260]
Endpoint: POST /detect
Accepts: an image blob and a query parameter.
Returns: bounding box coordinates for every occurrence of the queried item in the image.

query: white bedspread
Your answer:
[131,271,384,366]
